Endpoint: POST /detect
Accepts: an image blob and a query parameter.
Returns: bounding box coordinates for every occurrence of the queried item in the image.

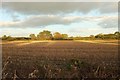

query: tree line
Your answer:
[30,30,69,40]
[1,30,120,41]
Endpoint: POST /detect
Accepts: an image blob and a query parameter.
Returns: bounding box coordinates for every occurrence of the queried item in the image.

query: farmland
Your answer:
[1,40,119,79]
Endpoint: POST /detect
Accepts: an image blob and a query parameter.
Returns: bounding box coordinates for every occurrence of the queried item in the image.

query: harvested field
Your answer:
[1,40,119,79]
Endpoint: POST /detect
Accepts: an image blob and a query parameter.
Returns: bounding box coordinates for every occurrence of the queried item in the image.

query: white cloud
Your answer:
[1,2,118,29]
[98,16,118,28]
[0,15,118,28]
[2,2,118,15]
[0,15,83,28]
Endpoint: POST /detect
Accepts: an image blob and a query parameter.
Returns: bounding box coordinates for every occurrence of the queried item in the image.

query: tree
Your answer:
[7,36,12,40]
[95,33,104,39]
[61,34,68,40]
[114,31,120,39]
[29,34,36,40]
[2,35,7,40]
[53,32,62,40]
[114,31,120,35]
[73,36,81,40]
[37,30,53,40]
[2,35,14,41]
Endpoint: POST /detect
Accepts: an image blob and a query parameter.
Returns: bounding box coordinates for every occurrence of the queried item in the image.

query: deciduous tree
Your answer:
[29,34,36,40]
[53,32,62,40]
[37,30,53,40]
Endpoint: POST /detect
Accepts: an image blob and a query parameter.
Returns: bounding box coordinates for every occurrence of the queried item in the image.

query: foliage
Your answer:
[95,32,120,40]
[95,33,104,39]
[114,31,120,39]
[2,31,120,41]
[53,32,63,40]
[2,35,15,41]
[2,35,8,40]
[29,34,36,40]
[61,34,68,40]
[37,30,53,40]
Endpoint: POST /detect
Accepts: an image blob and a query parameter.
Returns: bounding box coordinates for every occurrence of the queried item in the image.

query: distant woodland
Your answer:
[1,30,120,41]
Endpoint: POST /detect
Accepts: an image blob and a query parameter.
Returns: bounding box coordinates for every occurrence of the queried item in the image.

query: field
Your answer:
[1,40,119,79]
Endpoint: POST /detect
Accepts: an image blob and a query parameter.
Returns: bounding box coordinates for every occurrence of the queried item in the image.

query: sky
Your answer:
[0,2,118,37]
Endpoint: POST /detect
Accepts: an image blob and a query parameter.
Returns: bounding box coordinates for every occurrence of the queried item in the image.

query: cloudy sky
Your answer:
[0,2,118,37]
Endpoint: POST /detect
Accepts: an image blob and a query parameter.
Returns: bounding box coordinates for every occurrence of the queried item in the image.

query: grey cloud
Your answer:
[98,3,118,13]
[98,16,118,28]
[0,15,83,28]
[0,15,117,28]
[2,2,117,15]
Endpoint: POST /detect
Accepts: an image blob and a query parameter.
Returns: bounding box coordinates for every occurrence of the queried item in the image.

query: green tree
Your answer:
[95,33,104,39]
[73,36,81,40]
[29,34,36,40]
[62,34,68,40]
[53,32,62,40]
[2,35,7,40]
[114,31,120,35]
[7,36,14,41]
[104,34,116,39]
[2,35,14,41]
[114,31,120,39]
[37,30,53,40]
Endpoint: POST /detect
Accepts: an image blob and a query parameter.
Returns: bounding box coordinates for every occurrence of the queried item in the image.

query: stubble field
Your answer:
[1,40,119,79]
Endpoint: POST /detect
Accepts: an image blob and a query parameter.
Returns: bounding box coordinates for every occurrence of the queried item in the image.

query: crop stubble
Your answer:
[1,41,119,79]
